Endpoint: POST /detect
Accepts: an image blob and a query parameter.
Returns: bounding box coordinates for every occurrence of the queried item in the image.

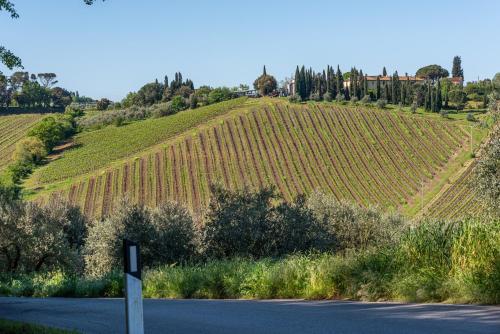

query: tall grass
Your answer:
[1,219,498,303]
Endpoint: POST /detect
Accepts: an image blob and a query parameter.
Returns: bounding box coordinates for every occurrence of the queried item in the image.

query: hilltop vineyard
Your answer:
[48,101,469,217]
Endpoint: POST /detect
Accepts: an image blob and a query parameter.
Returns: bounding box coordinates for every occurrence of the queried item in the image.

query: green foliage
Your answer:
[451,56,464,78]
[201,186,332,259]
[323,92,332,102]
[12,137,46,164]
[0,197,87,273]
[28,115,74,151]
[375,99,387,109]
[84,200,196,277]
[208,87,234,104]
[360,95,371,105]
[253,67,278,96]
[474,125,499,216]
[466,112,476,122]
[0,318,78,334]
[96,98,110,110]
[170,95,187,113]
[416,64,449,80]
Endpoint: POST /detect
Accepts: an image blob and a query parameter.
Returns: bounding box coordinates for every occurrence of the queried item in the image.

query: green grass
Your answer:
[0,319,78,334]
[28,97,248,185]
[1,218,498,303]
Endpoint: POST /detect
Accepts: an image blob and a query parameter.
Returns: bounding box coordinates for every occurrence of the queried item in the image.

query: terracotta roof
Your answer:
[450,77,463,83]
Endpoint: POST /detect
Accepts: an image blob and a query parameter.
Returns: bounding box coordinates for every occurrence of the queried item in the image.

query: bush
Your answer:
[208,87,234,104]
[323,92,332,102]
[310,93,322,102]
[84,200,196,277]
[336,93,345,102]
[306,191,405,251]
[376,99,387,109]
[28,115,75,151]
[410,102,418,114]
[350,96,359,105]
[0,197,87,274]
[189,94,198,109]
[201,186,331,259]
[440,109,449,118]
[170,95,188,113]
[288,94,301,103]
[361,95,371,105]
[12,137,47,164]
[96,98,111,110]
[466,112,476,122]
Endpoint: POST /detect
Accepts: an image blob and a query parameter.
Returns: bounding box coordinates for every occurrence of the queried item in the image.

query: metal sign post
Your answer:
[123,239,144,334]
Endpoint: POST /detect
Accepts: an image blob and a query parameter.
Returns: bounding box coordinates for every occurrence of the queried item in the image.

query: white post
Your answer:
[124,240,144,334]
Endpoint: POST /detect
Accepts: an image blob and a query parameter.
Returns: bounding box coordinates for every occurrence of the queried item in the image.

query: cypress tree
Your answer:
[263,65,267,76]
[383,66,387,76]
[336,65,344,96]
[451,56,463,78]
[436,79,442,111]
[364,74,368,98]
[376,76,381,100]
[294,66,300,96]
[384,83,390,101]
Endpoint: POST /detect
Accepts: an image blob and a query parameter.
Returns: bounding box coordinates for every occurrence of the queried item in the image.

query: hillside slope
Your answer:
[0,113,47,171]
[33,99,471,218]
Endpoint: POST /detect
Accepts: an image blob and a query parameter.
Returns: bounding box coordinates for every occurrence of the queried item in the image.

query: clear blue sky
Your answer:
[2,0,499,101]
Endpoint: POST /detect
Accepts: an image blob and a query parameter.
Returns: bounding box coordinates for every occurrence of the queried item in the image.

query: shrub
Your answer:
[12,137,47,164]
[288,94,301,103]
[208,87,234,104]
[410,102,418,113]
[466,112,476,122]
[28,115,75,151]
[336,93,345,102]
[440,109,449,118]
[350,96,359,105]
[323,92,332,102]
[310,93,322,102]
[84,200,196,277]
[0,197,87,274]
[361,95,371,105]
[376,99,387,109]
[170,96,188,113]
[306,191,405,251]
[201,186,331,259]
[96,98,111,110]
[189,93,198,109]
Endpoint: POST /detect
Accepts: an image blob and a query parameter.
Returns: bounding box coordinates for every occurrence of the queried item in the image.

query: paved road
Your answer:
[0,298,499,334]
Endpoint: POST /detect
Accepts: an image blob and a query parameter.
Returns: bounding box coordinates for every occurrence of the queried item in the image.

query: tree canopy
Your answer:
[416,64,449,80]
[253,66,277,96]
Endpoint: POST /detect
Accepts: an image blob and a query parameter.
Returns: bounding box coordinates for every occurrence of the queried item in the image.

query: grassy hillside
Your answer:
[29,99,476,218]
[0,113,48,172]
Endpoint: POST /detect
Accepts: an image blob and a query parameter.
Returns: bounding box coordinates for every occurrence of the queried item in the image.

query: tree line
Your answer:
[0,71,83,109]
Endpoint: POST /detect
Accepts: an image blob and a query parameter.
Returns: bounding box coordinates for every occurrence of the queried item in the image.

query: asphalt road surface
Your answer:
[0,297,499,334]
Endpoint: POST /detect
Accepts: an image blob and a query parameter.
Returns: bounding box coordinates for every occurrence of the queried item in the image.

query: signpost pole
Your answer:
[123,239,144,334]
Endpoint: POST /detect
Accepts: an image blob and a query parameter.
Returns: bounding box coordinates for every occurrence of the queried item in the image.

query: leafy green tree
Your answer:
[96,98,110,110]
[13,137,46,164]
[28,115,74,151]
[416,64,449,81]
[135,81,163,106]
[253,65,277,96]
[0,72,10,106]
[50,87,72,107]
[493,73,500,92]
[452,56,464,78]
[208,87,233,104]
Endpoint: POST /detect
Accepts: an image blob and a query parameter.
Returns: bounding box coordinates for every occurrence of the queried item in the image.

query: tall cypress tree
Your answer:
[383,66,387,76]
[294,66,300,96]
[364,74,368,98]
[451,56,463,78]
[376,76,381,100]
[263,65,267,76]
[335,65,343,96]
[436,79,442,111]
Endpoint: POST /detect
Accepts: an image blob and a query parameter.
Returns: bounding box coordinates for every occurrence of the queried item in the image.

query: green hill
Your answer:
[22,98,486,219]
